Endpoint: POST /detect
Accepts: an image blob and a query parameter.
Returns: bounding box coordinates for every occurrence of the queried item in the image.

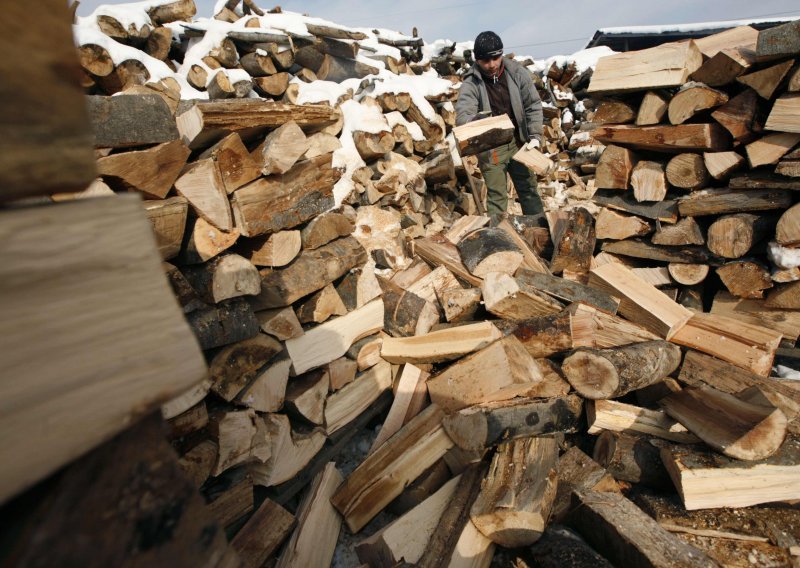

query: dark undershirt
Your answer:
[482,66,521,143]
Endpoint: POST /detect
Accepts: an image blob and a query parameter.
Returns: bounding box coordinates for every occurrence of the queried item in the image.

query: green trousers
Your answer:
[478,139,544,216]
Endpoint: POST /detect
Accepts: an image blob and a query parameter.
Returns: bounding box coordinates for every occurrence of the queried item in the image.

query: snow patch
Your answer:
[768,241,800,270]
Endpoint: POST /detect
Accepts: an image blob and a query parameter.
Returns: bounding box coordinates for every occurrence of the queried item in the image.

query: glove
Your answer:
[524,138,541,151]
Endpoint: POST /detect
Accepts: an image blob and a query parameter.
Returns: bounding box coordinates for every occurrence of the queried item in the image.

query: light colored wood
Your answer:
[143,197,188,260]
[668,83,728,125]
[551,446,620,524]
[353,130,395,161]
[711,292,800,344]
[746,132,800,168]
[569,303,660,349]
[331,404,455,533]
[0,196,206,505]
[668,263,709,285]
[250,413,326,487]
[209,408,271,476]
[777,203,800,246]
[737,59,795,99]
[482,272,564,320]
[593,123,729,152]
[325,361,393,435]
[97,140,190,199]
[414,235,482,287]
[652,216,705,246]
[370,364,430,453]
[670,312,781,377]
[356,476,461,567]
[286,299,383,375]
[181,216,239,264]
[284,369,329,426]
[691,47,757,87]
[326,357,358,391]
[380,321,502,364]
[440,288,482,323]
[444,216,490,245]
[208,334,283,402]
[662,386,787,461]
[636,91,669,125]
[694,25,759,58]
[767,281,800,309]
[595,208,651,240]
[661,437,800,511]
[631,160,667,202]
[447,520,495,568]
[678,187,792,217]
[427,335,545,412]
[588,40,703,93]
[231,498,296,568]
[301,211,354,250]
[182,254,260,304]
[708,213,771,258]
[588,262,693,339]
[496,219,550,275]
[296,283,347,324]
[593,99,636,125]
[407,266,462,306]
[666,153,710,190]
[470,437,558,548]
[197,132,261,195]
[595,145,636,189]
[512,146,556,175]
[457,227,523,278]
[452,114,515,156]
[630,267,672,287]
[587,399,700,443]
[243,230,302,268]
[174,158,233,231]
[256,307,303,340]
[711,88,759,141]
[236,353,292,413]
[719,258,771,298]
[766,94,800,134]
[703,151,744,180]
[275,463,343,568]
[516,269,620,314]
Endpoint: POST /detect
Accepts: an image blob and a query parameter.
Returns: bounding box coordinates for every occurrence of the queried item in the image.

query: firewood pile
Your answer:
[5,0,800,566]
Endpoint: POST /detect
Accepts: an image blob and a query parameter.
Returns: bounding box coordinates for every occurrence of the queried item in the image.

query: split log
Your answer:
[470,436,558,548]
[442,395,582,452]
[240,51,277,77]
[495,218,551,275]
[186,297,260,350]
[240,230,301,268]
[178,440,218,489]
[250,413,326,487]
[746,132,800,168]
[587,399,700,443]
[716,260,773,299]
[593,431,671,487]
[593,189,678,223]
[776,147,800,177]
[737,59,795,99]
[255,236,366,308]
[551,447,619,524]
[668,263,709,286]
[588,41,702,93]
[144,197,189,260]
[661,386,787,461]
[167,402,209,440]
[331,404,454,532]
[549,207,595,274]
[636,91,669,126]
[426,335,545,412]
[256,307,303,341]
[512,146,556,175]
[231,153,339,237]
[284,369,329,426]
[253,72,290,97]
[301,211,354,249]
[440,288,483,323]
[504,311,574,358]
[0,196,206,504]
[87,94,178,149]
[235,353,292,413]
[206,70,252,100]
[208,408,270,476]
[196,132,261,193]
[452,114,515,156]
[670,312,781,376]
[457,227,523,278]
[766,94,800,134]
[260,121,309,175]
[230,498,295,568]
[661,437,800,510]
[711,291,800,345]
[707,213,772,258]
[325,361,393,435]
[593,99,636,124]
[275,463,342,568]
[380,321,502,364]
[326,357,358,391]
[285,298,383,374]
[353,130,396,161]
[296,283,346,324]
[588,262,693,338]
[678,188,792,217]
[652,216,704,245]
[208,334,283,401]
[562,340,682,400]
[414,235,482,286]
[668,83,728,125]
[97,140,190,198]
[592,123,729,152]
[369,364,430,453]
[316,54,379,82]
[710,88,759,141]
[755,18,800,60]
[567,489,716,568]
[594,208,652,240]
[595,145,636,189]
[182,254,260,304]
[767,281,800,309]
[569,303,660,349]
[631,160,668,201]
[379,277,440,337]
[406,266,462,306]
[703,151,744,180]
[665,153,709,190]
[516,269,620,313]
[174,158,232,231]
[180,216,239,264]
[691,46,757,87]
[482,272,564,320]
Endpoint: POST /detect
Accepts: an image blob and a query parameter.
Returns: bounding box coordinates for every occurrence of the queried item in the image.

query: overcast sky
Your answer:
[77,0,800,58]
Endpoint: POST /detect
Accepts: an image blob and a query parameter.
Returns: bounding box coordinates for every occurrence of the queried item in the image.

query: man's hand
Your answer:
[524,138,541,151]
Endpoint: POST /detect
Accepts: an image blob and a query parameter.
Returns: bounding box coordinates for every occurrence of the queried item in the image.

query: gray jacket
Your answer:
[455,57,544,144]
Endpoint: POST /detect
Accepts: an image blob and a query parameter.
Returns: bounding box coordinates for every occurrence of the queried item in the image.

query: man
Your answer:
[455,31,545,216]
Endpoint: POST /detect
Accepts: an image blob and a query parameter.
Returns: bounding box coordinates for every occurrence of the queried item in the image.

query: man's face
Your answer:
[477,55,502,76]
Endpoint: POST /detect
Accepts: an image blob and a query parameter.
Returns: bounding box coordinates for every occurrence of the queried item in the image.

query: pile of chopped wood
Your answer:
[5,1,800,566]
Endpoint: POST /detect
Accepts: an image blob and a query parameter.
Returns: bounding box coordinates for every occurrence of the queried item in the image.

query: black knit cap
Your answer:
[474,31,503,60]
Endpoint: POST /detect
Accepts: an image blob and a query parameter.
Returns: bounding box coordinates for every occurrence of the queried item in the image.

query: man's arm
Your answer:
[518,70,544,144]
[454,80,481,126]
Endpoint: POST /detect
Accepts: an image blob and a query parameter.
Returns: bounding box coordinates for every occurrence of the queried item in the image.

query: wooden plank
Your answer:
[0,196,206,505]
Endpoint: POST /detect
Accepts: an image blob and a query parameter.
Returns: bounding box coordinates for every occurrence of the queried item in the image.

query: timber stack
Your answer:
[4,1,800,567]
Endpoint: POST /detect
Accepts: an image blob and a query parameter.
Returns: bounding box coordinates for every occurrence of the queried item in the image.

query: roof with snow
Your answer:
[585,16,800,52]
